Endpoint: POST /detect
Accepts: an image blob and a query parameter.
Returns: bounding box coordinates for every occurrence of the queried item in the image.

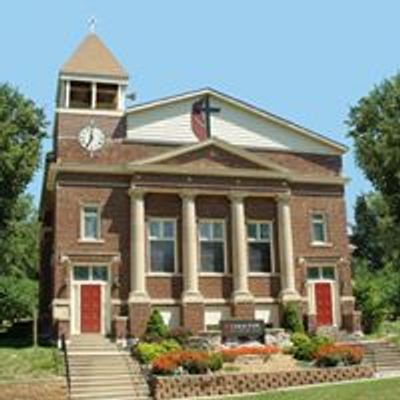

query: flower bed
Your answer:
[314,344,364,367]
[152,350,223,375]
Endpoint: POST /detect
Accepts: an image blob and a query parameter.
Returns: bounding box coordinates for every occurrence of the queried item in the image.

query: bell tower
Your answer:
[55,32,129,159]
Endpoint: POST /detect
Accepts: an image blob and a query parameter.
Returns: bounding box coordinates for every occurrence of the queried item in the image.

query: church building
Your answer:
[39,33,360,340]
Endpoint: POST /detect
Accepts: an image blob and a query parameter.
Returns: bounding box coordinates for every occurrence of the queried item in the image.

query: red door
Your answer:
[81,285,101,333]
[315,283,333,327]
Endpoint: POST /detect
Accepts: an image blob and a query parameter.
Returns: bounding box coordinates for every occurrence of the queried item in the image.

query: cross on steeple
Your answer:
[88,16,98,33]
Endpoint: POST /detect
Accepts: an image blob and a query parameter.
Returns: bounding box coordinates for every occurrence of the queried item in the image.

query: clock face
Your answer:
[78,124,105,153]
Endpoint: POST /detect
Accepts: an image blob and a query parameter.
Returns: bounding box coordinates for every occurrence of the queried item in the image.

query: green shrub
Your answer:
[144,309,168,341]
[291,333,314,361]
[291,333,332,361]
[134,339,180,364]
[282,302,304,333]
[207,353,223,372]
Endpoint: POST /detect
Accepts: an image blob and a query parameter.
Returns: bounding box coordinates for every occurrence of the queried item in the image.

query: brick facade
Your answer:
[39,78,359,340]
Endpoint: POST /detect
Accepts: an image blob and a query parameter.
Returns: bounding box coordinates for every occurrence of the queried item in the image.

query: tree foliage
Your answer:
[348,73,400,222]
[0,276,37,322]
[0,83,47,231]
[0,195,39,279]
[352,193,399,270]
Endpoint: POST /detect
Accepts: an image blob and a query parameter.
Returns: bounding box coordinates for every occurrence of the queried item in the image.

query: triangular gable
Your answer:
[130,138,290,173]
[126,88,347,155]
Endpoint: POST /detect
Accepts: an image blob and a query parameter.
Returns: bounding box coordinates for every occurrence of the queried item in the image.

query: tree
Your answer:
[0,276,37,322]
[352,193,399,270]
[0,195,39,279]
[0,83,47,231]
[348,73,400,222]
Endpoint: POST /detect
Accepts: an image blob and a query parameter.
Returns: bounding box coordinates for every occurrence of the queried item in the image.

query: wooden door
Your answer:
[80,285,101,333]
[315,282,333,327]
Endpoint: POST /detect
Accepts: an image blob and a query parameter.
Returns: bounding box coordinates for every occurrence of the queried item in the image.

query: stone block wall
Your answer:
[151,366,374,400]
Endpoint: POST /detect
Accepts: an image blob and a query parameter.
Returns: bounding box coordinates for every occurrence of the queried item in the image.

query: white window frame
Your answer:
[306,265,336,282]
[147,218,178,275]
[80,203,103,242]
[310,211,329,246]
[198,219,228,275]
[247,220,275,275]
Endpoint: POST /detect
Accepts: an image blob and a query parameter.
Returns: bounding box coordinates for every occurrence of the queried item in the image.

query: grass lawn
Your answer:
[0,346,62,381]
[0,322,62,381]
[223,378,400,400]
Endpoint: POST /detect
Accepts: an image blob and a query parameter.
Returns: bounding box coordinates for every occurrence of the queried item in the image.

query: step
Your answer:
[71,374,146,382]
[71,396,150,400]
[72,380,148,389]
[70,389,150,399]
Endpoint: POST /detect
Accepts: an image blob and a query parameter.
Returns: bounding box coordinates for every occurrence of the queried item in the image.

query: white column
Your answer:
[277,192,299,300]
[91,82,97,109]
[129,187,149,302]
[230,193,253,302]
[181,191,203,302]
[65,80,70,108]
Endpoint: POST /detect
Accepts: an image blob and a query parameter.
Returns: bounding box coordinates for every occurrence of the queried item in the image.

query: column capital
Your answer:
[179,189,198,201]
[276,191,291,204]
[128,185,146,199]
[229,191,247,202]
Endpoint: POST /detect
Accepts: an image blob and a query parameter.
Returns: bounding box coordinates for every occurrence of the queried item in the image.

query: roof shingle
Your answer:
[60,33,128,79]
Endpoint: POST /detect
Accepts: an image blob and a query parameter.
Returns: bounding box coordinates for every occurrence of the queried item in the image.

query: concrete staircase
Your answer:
[362,340,400,374]
[67,335,151,400]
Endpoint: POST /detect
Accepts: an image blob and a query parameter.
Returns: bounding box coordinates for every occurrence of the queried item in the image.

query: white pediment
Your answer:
[126,89,346,155]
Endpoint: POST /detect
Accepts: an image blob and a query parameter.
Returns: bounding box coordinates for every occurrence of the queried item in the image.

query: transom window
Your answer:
[73,266,108,281]
[307,266,335,281]
[247,222,273,273]
[199,221,226,273]
[148,219,176,273]
[311,212,328,244]
[82,205,100,240]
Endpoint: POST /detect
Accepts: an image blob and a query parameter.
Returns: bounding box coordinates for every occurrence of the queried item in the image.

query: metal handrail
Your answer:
[61,334,71,396]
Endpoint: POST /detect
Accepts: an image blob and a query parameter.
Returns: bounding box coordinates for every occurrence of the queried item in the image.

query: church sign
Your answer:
[221,320,265,344]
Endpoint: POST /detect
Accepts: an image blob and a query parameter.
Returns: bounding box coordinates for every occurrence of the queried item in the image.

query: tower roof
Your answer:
[60,33,128,80]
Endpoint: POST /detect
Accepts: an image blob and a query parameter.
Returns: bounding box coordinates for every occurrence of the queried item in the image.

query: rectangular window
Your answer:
[70,81,92,109]
[92,266,108,281]
[82,206,100,240]
[73,266,90,281]
[307,266,335,280]
[199,221,226,273]
[247,222,273,273]
[149,219,176,273]
[311,212,327,243]
[96,83,118,110]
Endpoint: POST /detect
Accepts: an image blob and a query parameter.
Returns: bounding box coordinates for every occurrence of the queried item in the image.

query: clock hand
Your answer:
[86,132,94,147]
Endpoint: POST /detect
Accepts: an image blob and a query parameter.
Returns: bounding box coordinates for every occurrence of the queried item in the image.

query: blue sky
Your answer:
[2,0,399,221]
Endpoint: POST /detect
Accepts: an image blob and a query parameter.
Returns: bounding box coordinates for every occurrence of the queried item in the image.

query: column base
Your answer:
[182,302,204,334]
[279,288,301,303]
[128,291,150,304]
[232,301,255,319]
[232,290,254,304]
[128,301,151,338]
[182,291,204,303]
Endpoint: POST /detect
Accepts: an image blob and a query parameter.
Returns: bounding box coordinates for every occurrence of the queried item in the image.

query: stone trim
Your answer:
[151,366,374,400]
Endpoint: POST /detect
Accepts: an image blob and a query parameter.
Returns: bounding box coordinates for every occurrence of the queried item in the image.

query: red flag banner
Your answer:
[191,98,207,141]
